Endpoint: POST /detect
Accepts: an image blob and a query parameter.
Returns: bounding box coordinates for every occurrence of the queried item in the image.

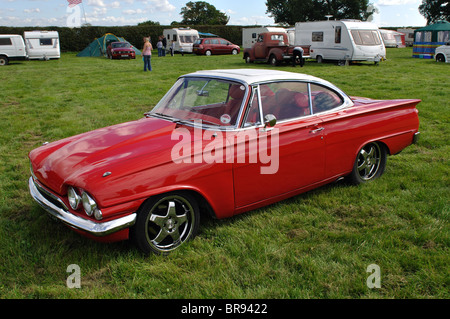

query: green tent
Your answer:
[77,33,141,57]
[413,20,450,59]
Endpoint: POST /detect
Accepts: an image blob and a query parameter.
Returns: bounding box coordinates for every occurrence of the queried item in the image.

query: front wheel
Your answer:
[348,142,387,185]
[205,50,212,56]
[132,192,200,255]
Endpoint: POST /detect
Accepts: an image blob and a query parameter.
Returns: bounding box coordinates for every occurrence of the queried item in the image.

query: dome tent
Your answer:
[77,33,141,57]
[413,20,450,59]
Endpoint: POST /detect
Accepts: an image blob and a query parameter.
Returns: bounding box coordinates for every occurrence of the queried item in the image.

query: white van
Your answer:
[294,20,386,64]
[0,34,27,65]
[24,31,60,60]
[242,27,287,48]
[163,28,199,53]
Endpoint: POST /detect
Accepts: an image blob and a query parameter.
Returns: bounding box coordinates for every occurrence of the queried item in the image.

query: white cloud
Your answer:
[87,0,106,7]
[23,8,40,13]
[123,8,145,15]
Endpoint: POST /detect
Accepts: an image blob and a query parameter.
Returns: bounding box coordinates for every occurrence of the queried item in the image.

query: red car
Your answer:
[28,69,420,254]
[193,37,240,56]
[106,41,136,59]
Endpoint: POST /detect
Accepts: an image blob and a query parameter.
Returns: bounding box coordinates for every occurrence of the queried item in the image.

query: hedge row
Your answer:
[0,25,250,52]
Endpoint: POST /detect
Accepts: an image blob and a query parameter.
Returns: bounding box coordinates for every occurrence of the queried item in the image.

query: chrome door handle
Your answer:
[310,127,324,133]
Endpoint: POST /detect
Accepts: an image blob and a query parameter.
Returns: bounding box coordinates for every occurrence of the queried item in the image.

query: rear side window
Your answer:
[310,84,343,113]
[0,38,12,46]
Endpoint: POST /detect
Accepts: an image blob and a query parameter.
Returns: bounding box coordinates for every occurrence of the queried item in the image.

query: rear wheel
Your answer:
[348,142,387,185]
[316,55,323,64]
[269,54,278,66]
[132,192,200,255]
[0,55,9,66]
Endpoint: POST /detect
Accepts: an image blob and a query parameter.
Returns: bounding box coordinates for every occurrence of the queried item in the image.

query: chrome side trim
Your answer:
[28,177,136,237]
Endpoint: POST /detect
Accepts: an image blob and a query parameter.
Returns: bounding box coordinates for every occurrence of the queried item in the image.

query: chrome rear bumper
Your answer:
[28,177,136,236]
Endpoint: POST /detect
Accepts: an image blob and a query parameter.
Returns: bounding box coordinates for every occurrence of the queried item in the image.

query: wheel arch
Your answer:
[136,187,218,220]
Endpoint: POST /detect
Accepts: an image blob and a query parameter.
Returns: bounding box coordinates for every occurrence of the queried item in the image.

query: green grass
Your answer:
[0,49,448,299]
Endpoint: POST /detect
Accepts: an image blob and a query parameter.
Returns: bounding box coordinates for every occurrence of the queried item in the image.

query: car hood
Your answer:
[112,47,133,52]
[29,117,178,195]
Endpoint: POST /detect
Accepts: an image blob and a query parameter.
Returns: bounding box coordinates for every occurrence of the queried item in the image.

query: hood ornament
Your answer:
[102,172,112,177]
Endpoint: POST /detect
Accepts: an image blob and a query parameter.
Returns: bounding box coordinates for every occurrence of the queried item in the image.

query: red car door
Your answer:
[232,82,325,209]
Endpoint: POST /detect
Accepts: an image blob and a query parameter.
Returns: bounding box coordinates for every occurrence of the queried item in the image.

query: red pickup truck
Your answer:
[243,32,310,66]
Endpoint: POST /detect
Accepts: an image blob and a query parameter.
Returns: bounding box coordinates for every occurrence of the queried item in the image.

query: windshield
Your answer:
[150,77,246,127]
[351,30,382,45]
[112,42,131,48]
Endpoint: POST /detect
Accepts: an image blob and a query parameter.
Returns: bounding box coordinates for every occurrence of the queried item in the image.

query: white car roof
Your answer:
[183,69,328,85]
[181,68,353,107]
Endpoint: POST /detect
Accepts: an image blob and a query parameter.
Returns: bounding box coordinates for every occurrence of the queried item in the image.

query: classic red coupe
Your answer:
[106,41,136,59]
[28,69,420,254]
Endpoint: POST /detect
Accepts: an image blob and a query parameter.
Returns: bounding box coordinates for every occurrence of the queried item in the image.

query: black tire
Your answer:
[132,191,200,255]
[232,49,238,55]
[436,54,446,63]
[205,50,212,56]
[244,54,252,63]
[348,142,387,185]
[269,54,278,66]
[0,55,9,66]
[316,55,323,64]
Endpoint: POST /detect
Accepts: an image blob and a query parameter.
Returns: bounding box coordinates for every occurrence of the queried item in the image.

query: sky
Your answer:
[0,0,427,28]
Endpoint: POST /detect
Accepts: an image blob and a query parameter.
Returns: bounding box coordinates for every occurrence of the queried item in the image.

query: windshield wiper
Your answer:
[147,112,178,121]
[182,118,221,127]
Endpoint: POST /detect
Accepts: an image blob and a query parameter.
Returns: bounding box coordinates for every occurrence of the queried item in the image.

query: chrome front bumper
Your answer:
[28,177,136,237]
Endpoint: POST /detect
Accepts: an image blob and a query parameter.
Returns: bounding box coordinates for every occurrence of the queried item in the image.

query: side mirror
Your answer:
[264,114,277,128]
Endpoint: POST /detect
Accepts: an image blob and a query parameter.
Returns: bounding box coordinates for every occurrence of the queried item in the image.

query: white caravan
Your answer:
[242,27,286,48]
[24,31,60,60]
[163,28,199,53]
[0,34,27,65]
[294,20,386,63]
[379,29,405,48]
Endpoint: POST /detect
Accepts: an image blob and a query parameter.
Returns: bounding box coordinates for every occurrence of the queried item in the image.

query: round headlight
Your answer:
[68,187,81,210]
[82,192,97,217]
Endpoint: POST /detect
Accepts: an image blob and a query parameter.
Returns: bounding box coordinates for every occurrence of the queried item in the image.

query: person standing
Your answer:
[162,35,167,56]
[157,38,163,57]
[142,37,153,71]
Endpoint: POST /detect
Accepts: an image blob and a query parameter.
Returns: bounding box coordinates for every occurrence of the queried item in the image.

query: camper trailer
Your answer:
[24,31,60,60]
[380,29,405,48]
[397,28,415,46]
[242,27,286,49]
[163,28,199,53]
[294,20,386,63]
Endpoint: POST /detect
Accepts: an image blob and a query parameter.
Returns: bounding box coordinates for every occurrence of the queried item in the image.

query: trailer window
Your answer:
[0,38,12,46]
[40,38,53,46]
[351,30,381,45]
[312,32,323,42]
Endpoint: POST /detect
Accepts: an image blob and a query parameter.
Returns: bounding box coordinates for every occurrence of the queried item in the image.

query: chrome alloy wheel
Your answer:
[349,142,386,185]
[134,192,200,254]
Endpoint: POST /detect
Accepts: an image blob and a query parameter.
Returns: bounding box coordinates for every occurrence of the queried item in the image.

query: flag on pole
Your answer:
[67,0,82,8]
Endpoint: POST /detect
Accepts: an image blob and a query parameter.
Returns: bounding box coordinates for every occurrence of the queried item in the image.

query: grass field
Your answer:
[0,48,448,299]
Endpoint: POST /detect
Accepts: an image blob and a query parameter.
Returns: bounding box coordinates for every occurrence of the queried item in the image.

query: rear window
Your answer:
[0,38,12,46]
